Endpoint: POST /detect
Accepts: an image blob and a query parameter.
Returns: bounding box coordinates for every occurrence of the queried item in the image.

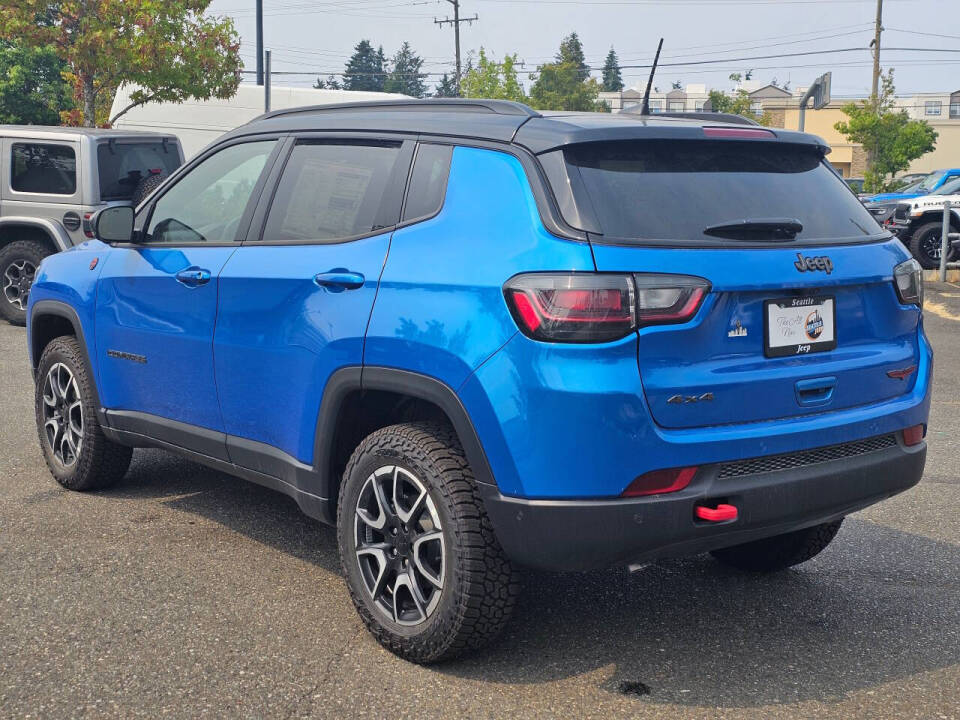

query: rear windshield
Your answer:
[97,141,181,201]
[563,140,883,244]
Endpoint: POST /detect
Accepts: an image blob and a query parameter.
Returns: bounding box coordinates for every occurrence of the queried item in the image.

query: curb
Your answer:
[923,269,960,283]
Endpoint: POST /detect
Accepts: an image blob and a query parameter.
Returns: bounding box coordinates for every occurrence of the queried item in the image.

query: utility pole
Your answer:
[870,0,883,104]
[256,0,264,86]
[434,0,477,95]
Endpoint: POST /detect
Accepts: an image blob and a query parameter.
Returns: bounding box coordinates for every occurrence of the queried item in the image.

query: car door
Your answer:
[214,136,413,470]
[95,138,281,452]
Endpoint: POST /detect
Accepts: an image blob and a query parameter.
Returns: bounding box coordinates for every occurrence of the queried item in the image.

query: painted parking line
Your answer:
[924,301,960,322]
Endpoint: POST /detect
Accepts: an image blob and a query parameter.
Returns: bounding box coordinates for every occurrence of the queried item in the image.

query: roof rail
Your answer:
[258,98,542,122]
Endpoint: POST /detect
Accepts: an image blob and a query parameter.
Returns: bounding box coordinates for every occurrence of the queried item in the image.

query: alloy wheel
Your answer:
[353,465,445,626]
[2,259,37,311]
[921,232,943,262]
[41,363,84,467]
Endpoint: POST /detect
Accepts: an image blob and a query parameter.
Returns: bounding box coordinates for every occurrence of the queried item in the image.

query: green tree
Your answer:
[0,40,73,125]
[529,62,603,112]
[384,41,426,98]
[834,69,938,193]
[461,48,526,103]
[556,32,590,82]
[600,47,623,92]
[0,1,242,128]
[707,88,771,125]
[433,73,458,98]
[313,75,341,90]
[343,40,387,92]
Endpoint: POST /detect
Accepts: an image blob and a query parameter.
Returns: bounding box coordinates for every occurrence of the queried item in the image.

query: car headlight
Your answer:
[894,258,923,307]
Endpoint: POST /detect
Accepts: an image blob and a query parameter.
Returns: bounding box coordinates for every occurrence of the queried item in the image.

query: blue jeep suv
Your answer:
[27,100,931,663]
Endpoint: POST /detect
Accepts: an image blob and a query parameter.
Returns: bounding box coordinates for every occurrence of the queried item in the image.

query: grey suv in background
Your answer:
[0,127,183,325]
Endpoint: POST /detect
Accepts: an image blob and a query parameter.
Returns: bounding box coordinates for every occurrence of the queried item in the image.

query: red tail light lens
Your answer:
[504,273,709,343]
[633,274,709,325]
[622,466,698,497]
[504,274,636,342]
[703,126,776,140]
[82,212,94,239]
[903,424,924,446]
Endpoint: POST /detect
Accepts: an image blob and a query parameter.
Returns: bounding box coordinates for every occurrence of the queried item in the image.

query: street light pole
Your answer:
[256,0,264,86]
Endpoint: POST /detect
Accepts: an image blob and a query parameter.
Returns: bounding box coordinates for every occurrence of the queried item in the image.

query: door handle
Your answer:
[795,376,836,407]
[314,270,365,291]
[175,267,211,287]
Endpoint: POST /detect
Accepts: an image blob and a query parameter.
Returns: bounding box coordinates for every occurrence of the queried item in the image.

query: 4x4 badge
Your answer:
[794,253,834,274]
[668,392,714,405]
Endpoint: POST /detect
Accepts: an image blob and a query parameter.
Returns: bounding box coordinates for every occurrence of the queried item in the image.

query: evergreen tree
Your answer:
[343,39,386,92]
[556,32,590,82]
[600,47,623,92]
[434,73,458,98]
[313,74,341,90]
[384,41,426,98]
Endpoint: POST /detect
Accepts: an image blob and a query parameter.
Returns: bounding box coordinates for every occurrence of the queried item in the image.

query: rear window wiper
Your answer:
[703,218,803,241]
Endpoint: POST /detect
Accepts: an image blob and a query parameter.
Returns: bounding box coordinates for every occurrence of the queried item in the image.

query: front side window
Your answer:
[11,143,76,195]
[145,140,276,244]
[262,141,400,243]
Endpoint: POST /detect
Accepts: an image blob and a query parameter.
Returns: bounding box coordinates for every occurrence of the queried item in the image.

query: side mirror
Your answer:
[92,206,135,243]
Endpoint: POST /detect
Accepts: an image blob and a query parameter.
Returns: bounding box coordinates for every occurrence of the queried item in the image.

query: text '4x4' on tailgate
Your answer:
[564,136,922,428]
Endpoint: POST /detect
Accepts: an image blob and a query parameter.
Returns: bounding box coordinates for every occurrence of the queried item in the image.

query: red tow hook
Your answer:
[695,503,738,522]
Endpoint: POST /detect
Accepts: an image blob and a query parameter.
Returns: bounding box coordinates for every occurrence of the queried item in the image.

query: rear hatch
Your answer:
[548,134,920,428]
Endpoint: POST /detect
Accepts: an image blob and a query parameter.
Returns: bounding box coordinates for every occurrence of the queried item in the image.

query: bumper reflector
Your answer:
[903,425,925,447]
[622,466,697,497]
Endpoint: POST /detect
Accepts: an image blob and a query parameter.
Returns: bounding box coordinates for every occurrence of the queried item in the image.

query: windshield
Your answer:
[97,141,181,201]
[932,177,960,196]
[913,171,945,193]
[563,139,882,244]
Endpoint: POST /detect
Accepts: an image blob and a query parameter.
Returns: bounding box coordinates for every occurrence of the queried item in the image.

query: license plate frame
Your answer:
[764,295,837,358]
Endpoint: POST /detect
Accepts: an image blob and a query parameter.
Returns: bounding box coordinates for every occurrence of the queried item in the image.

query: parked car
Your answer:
[0,127,183,325]
[889,177,960,268]
[27,100,930,664]
[862,168,960,204]
[894,172,929,188]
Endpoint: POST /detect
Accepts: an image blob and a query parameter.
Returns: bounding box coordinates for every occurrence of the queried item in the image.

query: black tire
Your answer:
[909,221,958,269]
[131,172,166,207]
[710,519,843,572]
[35,336,132,491]
[338,421,520,664]
[0,239,52,326]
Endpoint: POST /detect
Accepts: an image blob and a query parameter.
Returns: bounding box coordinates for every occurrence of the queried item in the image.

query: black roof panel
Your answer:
[229,99,830,155]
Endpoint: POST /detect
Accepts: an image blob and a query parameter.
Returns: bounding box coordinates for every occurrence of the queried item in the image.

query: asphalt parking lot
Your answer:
[1,285,959,720]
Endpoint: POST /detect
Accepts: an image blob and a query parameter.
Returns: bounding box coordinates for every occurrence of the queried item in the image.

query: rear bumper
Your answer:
[481,434,925,571]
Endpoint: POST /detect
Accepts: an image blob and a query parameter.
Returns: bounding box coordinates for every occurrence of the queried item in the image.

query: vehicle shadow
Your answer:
[105,449,960,709]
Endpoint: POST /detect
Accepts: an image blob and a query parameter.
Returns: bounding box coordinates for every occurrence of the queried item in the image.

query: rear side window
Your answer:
[402,143,452,222]
[97,142,182,201]
[563,140,883,244]
[11,143,76,195]
[263,142,401,243]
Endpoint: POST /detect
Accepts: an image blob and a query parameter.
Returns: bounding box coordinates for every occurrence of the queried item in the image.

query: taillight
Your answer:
[622,466,697,497]
[893,258,923,307]
[903,425,924,446]
[82,212,94,238]
[504,273,709,343]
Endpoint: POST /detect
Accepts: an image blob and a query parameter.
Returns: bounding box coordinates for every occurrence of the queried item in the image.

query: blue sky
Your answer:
[207,0,959,97]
